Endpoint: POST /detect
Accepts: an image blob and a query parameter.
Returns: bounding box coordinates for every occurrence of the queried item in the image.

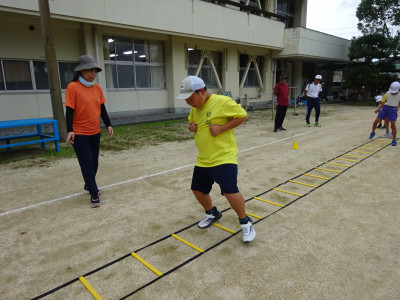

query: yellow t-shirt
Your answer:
[188,94,247,167]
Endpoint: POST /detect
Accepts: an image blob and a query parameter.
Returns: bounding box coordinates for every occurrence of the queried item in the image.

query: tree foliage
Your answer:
[356,0,400,36]
[344,0,400,97]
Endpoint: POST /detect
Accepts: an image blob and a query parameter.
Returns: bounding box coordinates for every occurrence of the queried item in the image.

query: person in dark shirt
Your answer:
[274,74,290,132]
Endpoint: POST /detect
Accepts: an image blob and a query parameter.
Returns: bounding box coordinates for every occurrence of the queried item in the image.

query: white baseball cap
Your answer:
[315,75,322,80]
[375,95,383,102]
[175,76,206,99]
[389,81,400,94]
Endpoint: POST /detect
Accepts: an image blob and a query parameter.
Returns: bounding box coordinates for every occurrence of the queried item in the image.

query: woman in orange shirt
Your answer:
[65,55,113,208]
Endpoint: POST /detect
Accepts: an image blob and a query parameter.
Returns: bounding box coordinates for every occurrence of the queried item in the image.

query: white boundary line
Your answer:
[1,127,332,217]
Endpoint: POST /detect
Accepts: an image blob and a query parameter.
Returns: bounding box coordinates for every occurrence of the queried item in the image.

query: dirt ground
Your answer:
[1,103,399,300]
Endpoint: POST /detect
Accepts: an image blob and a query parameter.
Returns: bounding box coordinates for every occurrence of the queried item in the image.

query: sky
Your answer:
[306,0,362,40]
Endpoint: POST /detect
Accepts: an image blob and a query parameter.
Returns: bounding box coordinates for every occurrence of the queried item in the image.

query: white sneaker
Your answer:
[198,210,222,229]
[240,219,256,243]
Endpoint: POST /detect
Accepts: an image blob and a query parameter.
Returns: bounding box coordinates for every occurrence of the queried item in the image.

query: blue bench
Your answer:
[0,118,60,152]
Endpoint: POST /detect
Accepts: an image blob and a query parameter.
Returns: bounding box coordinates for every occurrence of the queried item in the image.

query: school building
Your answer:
[0,0,350,122]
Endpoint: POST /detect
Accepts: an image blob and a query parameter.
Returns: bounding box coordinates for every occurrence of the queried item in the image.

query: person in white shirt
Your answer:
[369,81,400,146]
[304,75,323,127]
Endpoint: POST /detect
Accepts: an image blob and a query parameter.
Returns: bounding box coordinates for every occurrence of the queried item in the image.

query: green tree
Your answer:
[344,0,400,99]
[356,0,400,37]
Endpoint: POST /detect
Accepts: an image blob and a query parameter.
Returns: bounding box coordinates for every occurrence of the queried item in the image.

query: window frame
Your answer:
[0,58,76,93]
[187,48,223,89]
[103,35,166,91]
[239,54,264,88]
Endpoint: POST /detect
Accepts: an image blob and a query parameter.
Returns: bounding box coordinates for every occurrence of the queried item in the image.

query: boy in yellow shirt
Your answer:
[176,76,256,243]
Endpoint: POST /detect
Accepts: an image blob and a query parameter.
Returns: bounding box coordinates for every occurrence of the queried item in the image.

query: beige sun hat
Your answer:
[74,55,102,72]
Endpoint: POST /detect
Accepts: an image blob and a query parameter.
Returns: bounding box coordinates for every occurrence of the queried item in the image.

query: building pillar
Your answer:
[293,60,303,98]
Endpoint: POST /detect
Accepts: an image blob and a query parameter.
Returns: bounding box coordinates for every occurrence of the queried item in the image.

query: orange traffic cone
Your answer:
[292,141,299,150]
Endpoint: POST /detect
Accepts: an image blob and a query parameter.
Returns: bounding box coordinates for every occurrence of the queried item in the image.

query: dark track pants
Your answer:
[274,105,288,130]
[73,133,100,196]
[306,97,320,124]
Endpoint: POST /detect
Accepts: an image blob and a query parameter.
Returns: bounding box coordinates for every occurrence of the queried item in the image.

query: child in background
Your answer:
[369,82,400,146]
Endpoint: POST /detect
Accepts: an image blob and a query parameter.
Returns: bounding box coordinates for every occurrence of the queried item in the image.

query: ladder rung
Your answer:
[343,153,366,158]
[326,162,350,167]
[303,173,331,180]
[315,167,341,173]
[335,157,358,162]
[253,196,284,207]
[172,234,204,252]
[131,251,163,276]
[358,147,380,150]
[79,276,103,300]
[351,150,373,154]
[289,179,317,188]
[273,188,302,197]
[213,223,236,234]
[246,211,262,219]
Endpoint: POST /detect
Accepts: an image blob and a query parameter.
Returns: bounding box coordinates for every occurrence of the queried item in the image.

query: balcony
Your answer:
[278,27,351,62]
[0,0,286,49]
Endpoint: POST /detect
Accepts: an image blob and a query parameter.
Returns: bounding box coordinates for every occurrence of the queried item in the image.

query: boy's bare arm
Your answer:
[375,102,384,114]
[209,115,248,136]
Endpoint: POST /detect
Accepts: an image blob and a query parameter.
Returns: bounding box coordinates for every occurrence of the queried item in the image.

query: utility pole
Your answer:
[38,0,67,141]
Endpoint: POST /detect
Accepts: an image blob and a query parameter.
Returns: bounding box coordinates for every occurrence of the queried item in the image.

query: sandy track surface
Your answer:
[1,104,399,299]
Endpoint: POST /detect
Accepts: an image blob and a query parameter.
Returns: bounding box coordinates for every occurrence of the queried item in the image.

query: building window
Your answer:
[3,60,33,90]
[0,63,5,91]
[239,54,264,87]
[59,62,76,89]
[0,59,76,92]
[277,0,294,28]
[187,49,222,88]
[33,61,49,90]
[103,35,166,90]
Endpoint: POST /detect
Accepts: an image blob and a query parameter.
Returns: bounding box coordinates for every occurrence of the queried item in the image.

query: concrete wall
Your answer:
[279,27,350,61]
[0,0,285,48]
[0,0,350,121]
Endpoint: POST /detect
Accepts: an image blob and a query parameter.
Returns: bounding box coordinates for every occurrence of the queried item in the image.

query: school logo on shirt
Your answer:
[205,111,212,126]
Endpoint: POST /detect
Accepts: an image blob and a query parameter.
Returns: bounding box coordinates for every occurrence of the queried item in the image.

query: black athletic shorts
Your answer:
[191,164,239,195]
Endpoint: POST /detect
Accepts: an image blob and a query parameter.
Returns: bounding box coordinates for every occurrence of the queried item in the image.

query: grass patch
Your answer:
[0,119,192,167]
[0,102,374,168]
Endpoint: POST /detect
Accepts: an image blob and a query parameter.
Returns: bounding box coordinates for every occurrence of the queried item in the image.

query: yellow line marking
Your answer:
[351,150,374,154]
[315,167,342,173]
[303,173,331,180]
[367,143,385,146]
[246,212,262,219]
[289,180,317,188]
[131,251,163,276]
[79,276,103,300]
[326,162,350,167]
[172,234,204,252]
[273,188,303,197]
[253,196,284,207]
[358,147,380,150]
[335,157,358,162]
[212,223,236,234]
[343,153,366,158]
